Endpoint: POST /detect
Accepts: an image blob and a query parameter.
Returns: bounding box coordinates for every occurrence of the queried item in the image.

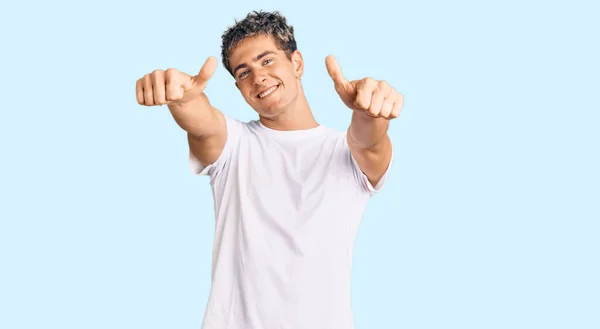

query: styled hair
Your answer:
[220,10,297,76]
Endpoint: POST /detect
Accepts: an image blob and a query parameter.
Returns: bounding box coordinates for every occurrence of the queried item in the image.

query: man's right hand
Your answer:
[136,56,218,106]
[135,56,227,169]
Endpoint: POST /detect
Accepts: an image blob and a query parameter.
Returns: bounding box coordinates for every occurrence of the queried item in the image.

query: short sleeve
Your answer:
[188,115,244,178]
[348,139,394,195]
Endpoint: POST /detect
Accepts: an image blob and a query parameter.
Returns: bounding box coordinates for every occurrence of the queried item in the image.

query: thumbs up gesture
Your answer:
[136,56,218,106]
[326,55,404,120]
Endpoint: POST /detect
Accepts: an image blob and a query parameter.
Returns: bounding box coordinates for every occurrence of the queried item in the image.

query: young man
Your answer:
[135,10,403,329]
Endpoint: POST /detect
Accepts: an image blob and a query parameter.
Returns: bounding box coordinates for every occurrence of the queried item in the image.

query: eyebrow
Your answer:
[233,50,276,76]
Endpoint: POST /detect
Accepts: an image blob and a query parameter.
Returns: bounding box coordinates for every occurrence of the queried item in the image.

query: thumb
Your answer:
[193,56,218,87]
[325,55,348,89]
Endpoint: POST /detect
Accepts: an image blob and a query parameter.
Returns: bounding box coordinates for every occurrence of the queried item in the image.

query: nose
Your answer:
[252,68,267,86]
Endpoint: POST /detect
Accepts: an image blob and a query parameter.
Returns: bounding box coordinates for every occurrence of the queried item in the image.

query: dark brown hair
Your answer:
[221,10,298,76]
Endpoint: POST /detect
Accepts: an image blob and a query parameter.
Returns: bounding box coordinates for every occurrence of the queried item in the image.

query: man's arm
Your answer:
[184,104,227,168]
[136,57,227,168]
[347,112,393,187]
[325,55,403,187]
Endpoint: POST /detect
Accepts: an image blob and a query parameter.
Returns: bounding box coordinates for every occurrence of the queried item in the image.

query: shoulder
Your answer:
[318,125,392,195]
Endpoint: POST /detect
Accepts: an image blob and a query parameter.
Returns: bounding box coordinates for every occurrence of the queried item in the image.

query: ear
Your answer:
[292,50,304,79]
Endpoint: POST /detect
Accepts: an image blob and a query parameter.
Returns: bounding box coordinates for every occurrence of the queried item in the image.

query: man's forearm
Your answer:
[168,93,222,138]
[347,111,390,150]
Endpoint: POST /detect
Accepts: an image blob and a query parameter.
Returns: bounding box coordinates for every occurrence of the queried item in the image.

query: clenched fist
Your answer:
[326,55,404,120]
[136,56,218,106]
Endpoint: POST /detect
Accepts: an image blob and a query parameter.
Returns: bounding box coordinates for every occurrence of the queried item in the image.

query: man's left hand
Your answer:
[326,55,404,120]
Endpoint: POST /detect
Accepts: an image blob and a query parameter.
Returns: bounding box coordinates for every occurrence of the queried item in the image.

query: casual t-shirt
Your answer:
[188,115,393,329]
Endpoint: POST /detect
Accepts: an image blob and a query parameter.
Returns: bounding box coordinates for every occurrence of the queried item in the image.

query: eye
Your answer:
[239,70,249,78]
[263,58,274,65]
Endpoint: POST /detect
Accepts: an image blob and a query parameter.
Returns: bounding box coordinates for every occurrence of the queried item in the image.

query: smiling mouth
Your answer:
[257,84,280,99]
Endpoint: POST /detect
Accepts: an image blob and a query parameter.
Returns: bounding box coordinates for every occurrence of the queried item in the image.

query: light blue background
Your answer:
[1,0,598,328]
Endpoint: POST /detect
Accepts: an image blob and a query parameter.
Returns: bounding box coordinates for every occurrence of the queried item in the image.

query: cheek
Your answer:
[238,84,253,100]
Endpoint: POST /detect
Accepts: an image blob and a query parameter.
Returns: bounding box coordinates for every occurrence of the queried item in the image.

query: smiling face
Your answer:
[229,34,304,118]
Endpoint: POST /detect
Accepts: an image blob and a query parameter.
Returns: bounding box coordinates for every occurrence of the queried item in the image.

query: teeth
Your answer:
[259,85,278,98]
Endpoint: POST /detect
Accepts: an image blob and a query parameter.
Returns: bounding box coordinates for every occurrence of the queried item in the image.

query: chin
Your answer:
[251,100,286,118]
[255,107,284,119]
[249,93,296,119]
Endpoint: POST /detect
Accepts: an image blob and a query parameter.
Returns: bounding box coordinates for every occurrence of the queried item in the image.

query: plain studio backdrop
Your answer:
[0,0,598,328]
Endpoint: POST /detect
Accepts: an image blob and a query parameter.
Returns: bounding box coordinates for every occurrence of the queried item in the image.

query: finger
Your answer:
[165,68,184,103]
[135,79,144,104]
[354,78,377,110]
[325,55,347,89]
[380,97,394,119]
[390,93,404,118]
[143,74,154,106]
[193,56,218,87]
[368,89,385,117]
[151,70,166,105]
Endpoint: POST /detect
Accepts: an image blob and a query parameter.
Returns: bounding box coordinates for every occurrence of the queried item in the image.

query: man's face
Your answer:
[229,34,303,118]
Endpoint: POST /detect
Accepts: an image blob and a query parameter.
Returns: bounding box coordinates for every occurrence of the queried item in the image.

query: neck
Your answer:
[259,83,318,131]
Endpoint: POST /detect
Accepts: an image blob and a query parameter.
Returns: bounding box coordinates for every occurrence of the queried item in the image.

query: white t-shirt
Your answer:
[188,115,393,329]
